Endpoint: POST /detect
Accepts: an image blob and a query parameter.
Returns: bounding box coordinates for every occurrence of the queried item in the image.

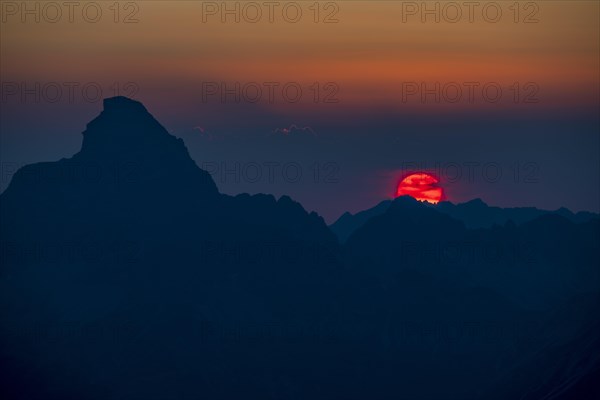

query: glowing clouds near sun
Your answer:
[396,173,444,204]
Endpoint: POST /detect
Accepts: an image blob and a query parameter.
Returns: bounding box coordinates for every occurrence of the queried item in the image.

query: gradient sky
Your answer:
[1,1,599,222]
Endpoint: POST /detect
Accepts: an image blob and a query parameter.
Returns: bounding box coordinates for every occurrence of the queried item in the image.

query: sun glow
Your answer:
[396,173,444,204]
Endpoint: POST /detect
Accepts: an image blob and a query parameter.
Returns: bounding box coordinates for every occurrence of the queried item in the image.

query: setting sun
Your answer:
[396,173,444,204]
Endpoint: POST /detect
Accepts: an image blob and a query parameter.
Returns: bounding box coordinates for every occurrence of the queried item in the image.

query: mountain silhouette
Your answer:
[1,97,336,248]
[1,97,344,399]
[329,199,392,243]
[1,97,599,400]
[343,195,599,309]
[331,196,598,243]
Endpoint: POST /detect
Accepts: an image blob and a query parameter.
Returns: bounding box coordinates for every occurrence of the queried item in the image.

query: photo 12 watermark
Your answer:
[397,161,541,184]
[0,1,141,24]
[400,82,540,104]
[1,239,142,266]
[200,161,341,184]
[199,1,340,23]
[399,1,540,24]
[200,81,340,104]
[0,81,140,104]
[398,239,538,267]
[1,161,141,187]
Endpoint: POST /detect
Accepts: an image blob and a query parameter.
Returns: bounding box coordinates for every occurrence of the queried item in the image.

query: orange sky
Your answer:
[1,1,599,218]
[1,1,599,112]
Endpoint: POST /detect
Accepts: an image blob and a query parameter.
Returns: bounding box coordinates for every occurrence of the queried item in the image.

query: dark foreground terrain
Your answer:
[2,98,599,399]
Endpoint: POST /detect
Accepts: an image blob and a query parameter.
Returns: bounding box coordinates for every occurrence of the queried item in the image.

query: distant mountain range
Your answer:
[331,197,598,243]
[1,97,598,400]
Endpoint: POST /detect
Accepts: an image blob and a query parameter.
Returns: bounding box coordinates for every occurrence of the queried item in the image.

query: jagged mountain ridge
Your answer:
[331,196,598,243]
[1,96,336,247]
[1,97,599,400]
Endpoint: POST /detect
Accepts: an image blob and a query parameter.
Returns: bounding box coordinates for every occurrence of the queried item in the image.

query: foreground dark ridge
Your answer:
[1,97,599,400]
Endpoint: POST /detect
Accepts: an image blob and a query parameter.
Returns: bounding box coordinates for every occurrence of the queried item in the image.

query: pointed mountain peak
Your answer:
[80,97,178,158]
[102,96,148,114]
[5,97,220,198]
[390,195,423,210]
[388,195,424,213]
[463,198,488,207]
[392,195,419,205]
